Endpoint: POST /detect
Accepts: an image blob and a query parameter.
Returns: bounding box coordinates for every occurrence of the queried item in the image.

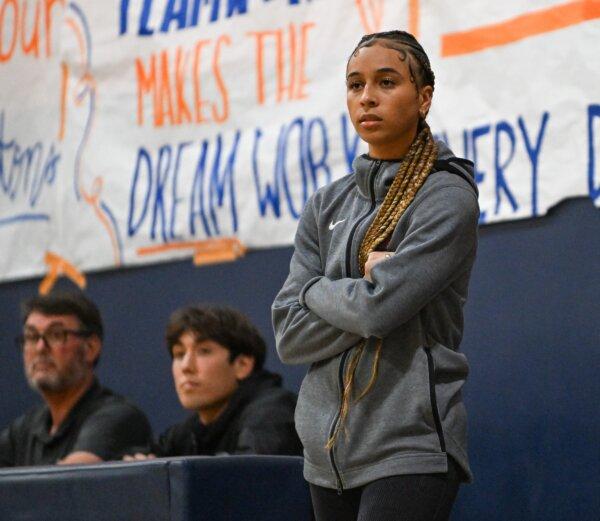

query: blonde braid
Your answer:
[326,123,438,450]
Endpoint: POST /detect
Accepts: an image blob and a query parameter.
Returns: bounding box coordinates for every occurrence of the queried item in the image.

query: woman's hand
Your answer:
[364,251,394,282]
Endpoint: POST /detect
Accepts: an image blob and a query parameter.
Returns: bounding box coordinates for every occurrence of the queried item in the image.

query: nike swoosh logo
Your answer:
[329,219,346,230]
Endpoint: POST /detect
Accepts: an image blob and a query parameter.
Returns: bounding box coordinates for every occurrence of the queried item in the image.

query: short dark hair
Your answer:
[22,291,104,341]
[166,306,266,371]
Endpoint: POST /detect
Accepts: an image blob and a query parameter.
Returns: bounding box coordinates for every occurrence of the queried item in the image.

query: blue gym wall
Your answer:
[0,197,598,520]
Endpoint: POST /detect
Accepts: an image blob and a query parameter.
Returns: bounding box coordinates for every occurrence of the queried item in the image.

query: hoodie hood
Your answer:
[352,138,478,202]
[435,139,478,195]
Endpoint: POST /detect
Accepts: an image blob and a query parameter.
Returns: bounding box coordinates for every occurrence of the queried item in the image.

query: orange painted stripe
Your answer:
[354,0,384,33]
[137,237,245,257]
[408,0,420,38]
[441,0,600,57]
[137,240,206,255]
[40,252,86,295]
[193,249,242,266]
[76,74,121,267]
[369,0,383,32]
[355,0,370,33]
[82,184,122,267]
[58,62,68,140]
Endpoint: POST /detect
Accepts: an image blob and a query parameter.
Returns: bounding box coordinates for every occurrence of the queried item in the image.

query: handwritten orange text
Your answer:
[135,35,231,128]
[354,0,384,34]
[0,0,63,62]
[247,22,315,105]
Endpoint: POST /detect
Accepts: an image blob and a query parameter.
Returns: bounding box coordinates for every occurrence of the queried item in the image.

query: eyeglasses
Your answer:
[15,328,92,351]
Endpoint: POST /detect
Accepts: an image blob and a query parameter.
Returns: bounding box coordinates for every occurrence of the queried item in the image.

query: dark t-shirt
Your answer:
[156,370,302,457]
[0,379,153,467]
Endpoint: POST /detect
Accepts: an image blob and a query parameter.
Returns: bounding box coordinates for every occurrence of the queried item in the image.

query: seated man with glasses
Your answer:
[0,291,152,467]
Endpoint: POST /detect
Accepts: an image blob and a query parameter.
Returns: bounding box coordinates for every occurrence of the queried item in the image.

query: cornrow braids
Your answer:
[350,30,435,93]
[326,122,439,450]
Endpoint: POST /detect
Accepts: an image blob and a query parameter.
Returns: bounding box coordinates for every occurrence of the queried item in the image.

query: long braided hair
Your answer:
[327,31,438,450]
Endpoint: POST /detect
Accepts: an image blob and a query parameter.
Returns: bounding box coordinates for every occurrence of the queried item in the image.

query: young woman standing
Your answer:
[272,31,479,520]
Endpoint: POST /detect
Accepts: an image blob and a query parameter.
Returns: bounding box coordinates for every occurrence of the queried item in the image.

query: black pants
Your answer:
[309,458,462,521]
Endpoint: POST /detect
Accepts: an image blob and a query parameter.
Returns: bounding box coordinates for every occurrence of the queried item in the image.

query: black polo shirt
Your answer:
[0,379,152,467]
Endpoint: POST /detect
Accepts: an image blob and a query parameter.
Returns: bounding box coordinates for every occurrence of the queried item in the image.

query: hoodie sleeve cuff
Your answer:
[298,276,322,308]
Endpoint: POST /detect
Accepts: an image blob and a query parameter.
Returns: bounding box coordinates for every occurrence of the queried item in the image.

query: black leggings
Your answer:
[309,458,462,521]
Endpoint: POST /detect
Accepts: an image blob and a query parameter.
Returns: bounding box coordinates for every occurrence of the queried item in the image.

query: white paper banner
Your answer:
[1,0,599,282]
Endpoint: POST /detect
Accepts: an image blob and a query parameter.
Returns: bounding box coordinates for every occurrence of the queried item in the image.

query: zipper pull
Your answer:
[369,160,382,201]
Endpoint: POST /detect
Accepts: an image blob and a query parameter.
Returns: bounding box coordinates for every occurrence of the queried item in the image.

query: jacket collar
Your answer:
[352,139,461,202]
[352,155,402,202]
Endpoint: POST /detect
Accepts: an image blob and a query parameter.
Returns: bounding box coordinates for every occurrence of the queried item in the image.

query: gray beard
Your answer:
[26,348,88,394]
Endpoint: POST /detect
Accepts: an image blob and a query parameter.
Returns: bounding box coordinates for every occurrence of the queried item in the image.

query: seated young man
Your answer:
[0,291,153,467]
[140,305,301,457]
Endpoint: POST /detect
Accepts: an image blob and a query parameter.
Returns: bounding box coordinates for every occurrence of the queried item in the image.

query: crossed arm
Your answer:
[272,185,479,363]
[272,197,365,365]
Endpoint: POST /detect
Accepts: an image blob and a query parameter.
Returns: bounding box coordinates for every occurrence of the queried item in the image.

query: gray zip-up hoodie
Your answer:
[272,140,479,491]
